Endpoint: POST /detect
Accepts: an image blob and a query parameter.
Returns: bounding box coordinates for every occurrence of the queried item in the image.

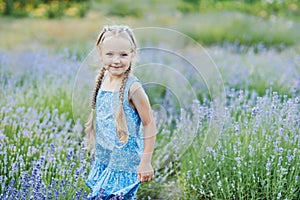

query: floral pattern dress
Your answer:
[86,75,144,200]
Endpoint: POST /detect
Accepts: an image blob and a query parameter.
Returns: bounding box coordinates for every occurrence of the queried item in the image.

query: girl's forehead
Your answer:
[101,36,132,51]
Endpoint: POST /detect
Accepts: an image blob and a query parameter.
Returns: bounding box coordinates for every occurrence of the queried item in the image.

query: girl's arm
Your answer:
[129,82,156,182]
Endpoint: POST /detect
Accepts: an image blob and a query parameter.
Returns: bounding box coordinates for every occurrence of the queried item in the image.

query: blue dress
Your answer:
[86,75,144,200]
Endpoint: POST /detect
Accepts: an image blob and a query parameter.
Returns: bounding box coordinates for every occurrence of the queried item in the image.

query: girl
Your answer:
[84,25,156,199]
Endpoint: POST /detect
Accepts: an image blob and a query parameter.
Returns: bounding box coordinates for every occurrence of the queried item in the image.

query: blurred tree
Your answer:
[182,0,201,5]
[1,0,90,17]
[243,0,259,3]
[178,0,201,13]
[3,0,14,15]
[177,0,300,19]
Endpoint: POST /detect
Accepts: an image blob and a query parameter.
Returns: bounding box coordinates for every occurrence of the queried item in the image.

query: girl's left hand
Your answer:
[137,163,154,182]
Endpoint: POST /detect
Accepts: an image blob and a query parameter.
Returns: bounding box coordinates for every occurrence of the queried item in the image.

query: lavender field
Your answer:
[1,43,299,199]
[1,1,300,198]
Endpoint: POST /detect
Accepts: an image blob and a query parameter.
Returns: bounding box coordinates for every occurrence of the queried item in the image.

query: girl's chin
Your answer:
[109,67,123,72]
[108,70,125,76]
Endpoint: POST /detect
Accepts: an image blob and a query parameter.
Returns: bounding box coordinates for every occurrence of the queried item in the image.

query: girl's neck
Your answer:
[107,73,124,83]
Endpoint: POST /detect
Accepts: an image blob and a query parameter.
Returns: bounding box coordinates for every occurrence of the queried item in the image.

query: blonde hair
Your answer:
[84,25,137,150]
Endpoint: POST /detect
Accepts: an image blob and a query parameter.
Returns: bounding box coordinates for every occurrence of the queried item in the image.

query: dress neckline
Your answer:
[100,89,119,93]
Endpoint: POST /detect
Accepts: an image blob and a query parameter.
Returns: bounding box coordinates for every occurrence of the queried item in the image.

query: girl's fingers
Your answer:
[141,173,154,182]
[137,170,155,182]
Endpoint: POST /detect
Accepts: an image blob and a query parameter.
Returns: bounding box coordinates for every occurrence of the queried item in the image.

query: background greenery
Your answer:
[1,0,300,50]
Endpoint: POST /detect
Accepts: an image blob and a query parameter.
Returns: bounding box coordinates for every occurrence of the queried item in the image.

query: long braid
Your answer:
[115,65,131,146]
[92,67,107,110]
[84,66,106,150]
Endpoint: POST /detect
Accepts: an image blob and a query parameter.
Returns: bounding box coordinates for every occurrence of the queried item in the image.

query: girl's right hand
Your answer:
[137,163,154,182]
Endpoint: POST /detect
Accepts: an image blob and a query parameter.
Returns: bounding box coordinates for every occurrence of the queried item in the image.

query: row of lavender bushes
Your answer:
[1,45,299,199]
[137,45,300,199]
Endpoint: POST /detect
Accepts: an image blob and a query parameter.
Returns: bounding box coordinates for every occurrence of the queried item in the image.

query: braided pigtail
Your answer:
[84,66,106,151]
[115,65,132,146]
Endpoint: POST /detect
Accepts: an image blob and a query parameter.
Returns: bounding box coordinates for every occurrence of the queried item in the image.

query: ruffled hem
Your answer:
[86,161,107,189]
[86,160,141,200]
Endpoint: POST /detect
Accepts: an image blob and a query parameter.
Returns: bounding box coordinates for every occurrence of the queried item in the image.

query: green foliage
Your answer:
[177,2,198,13]
[182,0,201,4]
[105,0,143,17]
[177,0,201,13]
[0,0,90,18]
[44,2,64,19]
[178,0,300,20]
[184,14,296,48]
[2,0,14,15]
[137,181,163,199]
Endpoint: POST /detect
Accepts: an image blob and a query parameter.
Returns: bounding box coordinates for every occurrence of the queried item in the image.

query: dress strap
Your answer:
[123,76,141,105]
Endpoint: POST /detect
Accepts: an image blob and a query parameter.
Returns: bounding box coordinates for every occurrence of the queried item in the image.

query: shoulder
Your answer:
[130,81,143,92]
[127,75,142,92]
[127,75,140,84]
[128,77,148,101]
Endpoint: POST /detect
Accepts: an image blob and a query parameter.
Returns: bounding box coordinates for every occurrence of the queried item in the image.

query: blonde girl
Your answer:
[85,25,156,199]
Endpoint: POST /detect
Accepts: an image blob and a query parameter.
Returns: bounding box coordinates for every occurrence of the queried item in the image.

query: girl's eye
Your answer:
[106,53,113,56]
[121,53,128,57]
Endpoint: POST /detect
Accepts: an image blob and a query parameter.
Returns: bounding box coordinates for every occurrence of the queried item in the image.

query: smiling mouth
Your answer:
[110,65,122,68]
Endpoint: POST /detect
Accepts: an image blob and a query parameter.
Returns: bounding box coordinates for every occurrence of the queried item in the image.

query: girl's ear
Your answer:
[98,46,103,62]
[130,51,136,61]
[132,51,136,57]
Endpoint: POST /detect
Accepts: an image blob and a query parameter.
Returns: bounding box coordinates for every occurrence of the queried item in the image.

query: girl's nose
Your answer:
[112,55,121,63]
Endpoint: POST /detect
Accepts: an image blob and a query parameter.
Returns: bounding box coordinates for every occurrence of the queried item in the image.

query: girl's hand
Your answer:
[137,163,154,182]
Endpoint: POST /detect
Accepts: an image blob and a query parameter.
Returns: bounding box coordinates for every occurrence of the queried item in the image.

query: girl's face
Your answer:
[100,36,135,77]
